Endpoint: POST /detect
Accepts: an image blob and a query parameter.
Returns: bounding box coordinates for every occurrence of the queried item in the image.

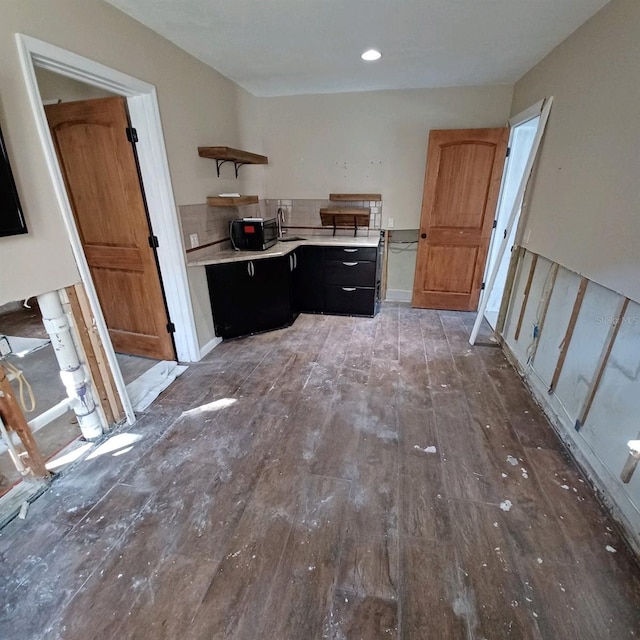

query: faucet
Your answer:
[276,207,286,238]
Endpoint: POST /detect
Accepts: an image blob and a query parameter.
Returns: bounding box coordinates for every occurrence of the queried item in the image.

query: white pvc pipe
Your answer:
[28,397,72,432]
[469,97,554,346]
[37,291,104,440]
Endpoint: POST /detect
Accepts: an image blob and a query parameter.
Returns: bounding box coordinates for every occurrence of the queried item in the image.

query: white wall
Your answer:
[0,0,263,309]
[259,86,514,293]
[512,0,640,303]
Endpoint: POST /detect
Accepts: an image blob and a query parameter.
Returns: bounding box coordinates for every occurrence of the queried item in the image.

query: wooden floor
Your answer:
[1,305,639,639]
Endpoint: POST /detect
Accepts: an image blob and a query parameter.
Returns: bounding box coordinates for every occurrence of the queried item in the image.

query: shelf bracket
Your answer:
[215,159,230,177]
[353,216,358,237]
[215,159,248,179]
[332,216,337,237]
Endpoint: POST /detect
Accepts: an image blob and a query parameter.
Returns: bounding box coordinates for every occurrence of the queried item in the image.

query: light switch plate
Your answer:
[189,233,199,248]
[523,228,531,244]
[387,217,394,228]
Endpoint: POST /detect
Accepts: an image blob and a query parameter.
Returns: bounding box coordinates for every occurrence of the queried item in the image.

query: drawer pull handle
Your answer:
[343,249,358,253]
[342,287,357,292]
[342,261,358,266]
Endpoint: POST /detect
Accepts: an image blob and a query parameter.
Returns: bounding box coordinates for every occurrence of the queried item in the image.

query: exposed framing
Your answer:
[15,34,203,423]
[548,277,588,393]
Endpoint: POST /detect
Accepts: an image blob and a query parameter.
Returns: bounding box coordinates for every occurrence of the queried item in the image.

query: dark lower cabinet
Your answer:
[205,256,292,339]
[291,246,324,313]
[206,239,382,339]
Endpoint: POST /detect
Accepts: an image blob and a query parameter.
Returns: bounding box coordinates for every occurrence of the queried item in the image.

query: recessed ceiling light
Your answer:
[361,49,382,62]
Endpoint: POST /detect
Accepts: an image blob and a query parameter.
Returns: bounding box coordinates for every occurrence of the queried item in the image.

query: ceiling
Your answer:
[105,0,610,97]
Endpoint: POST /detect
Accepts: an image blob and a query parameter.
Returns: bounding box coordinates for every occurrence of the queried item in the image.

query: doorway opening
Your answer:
[15,34,202,420]
[483,116,540,329]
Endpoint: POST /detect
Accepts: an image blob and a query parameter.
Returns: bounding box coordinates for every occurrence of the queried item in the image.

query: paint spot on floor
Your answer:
[414,445,437,454]
[506,455,519,466]
[499,500,513,511]
[606,545,617,553]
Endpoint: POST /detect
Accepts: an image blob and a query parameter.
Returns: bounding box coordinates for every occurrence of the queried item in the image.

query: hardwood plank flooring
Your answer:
[1,305,639,639]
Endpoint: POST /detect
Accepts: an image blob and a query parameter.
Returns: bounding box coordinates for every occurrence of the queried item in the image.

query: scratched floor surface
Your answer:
[1,304,639,639]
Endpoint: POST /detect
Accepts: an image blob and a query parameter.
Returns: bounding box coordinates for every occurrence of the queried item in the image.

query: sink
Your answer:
[278,236,306,242]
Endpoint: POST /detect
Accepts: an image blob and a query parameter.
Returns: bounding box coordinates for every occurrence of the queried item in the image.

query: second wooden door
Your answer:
[412,128,509,311]
[46,97,175,361]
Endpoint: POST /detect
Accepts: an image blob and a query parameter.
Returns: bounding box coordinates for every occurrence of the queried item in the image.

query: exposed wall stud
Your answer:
[528,262,559,365]
[514,253,538,341]
[548,277,589,394]
[575,296,630,431]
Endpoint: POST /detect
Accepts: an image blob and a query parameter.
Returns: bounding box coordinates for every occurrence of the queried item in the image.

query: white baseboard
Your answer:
[385,289,412,302]
[198,336,223,361]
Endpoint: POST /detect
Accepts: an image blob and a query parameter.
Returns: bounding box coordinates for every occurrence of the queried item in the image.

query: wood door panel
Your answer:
[83,246,145,272]
[46,97,175,361]
[422,245,478,294]
[413,127,509,311]
[90,268,161,335]
[432,143,498,230]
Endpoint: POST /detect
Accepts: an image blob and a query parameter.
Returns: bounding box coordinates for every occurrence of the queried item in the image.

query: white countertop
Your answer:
[186,234,380,267]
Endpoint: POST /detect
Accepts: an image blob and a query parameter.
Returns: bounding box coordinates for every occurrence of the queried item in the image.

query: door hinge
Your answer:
[126,127,138,143]
[503,229,508,239]
[506,146,511,158]
[492,220,497,229]
[481,282,486,290]
[148,235,159,248]
[166,322,175,334]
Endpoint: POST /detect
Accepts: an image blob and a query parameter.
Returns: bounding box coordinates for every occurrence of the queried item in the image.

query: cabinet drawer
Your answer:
[325,260,376,287]
[324,246,377,262]
[324,286,375,316]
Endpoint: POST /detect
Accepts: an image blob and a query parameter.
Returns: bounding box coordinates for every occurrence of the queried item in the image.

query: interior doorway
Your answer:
[483,116,540,328]
[16,34,202,428]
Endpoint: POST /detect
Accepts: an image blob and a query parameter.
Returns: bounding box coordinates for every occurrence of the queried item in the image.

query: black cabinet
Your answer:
[291,246,324,313]
[206,239,382,339]
[206,256,292,339]
[323,244,380,317]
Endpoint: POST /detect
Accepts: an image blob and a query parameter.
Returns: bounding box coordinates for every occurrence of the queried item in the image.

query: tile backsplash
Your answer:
[178,197,383,255]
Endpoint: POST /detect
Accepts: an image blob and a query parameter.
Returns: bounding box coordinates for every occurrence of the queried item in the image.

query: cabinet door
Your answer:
[206,261,258,339]
[252,255,293,332]
[292,246,324,313]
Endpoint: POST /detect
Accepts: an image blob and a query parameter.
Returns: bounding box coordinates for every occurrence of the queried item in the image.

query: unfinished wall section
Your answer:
[502,250,640,551]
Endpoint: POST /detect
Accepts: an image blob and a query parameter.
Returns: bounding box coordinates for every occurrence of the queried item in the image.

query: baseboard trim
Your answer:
[198,336,223,361]
[385,289,412,302]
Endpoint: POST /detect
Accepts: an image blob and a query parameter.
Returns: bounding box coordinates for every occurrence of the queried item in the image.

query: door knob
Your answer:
[421,233,427,239]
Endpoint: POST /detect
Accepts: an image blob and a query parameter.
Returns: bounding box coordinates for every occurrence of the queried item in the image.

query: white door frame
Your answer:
[15,34,203,422]
[470,97,553,345]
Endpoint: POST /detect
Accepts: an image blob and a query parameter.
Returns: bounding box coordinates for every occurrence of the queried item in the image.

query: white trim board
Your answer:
[200,336,223,360]
[385,289,412,303]
[15,35,202,422]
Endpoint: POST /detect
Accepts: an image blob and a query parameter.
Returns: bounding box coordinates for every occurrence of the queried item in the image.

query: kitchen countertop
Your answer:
[186,234,380,267]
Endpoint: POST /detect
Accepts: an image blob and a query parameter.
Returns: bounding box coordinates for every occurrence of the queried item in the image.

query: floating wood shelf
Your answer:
[207,195,259,207]
[329,193,382,201]
[320,207,371,237]
[198,146,268,178]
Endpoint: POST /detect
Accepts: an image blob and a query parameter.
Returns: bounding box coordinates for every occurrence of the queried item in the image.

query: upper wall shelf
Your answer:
[329,193,382,202]
[207,195,259,207]
[198,146,269,179]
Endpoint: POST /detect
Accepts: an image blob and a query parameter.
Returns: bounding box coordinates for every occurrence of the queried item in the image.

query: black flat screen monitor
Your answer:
[0,125,27,237]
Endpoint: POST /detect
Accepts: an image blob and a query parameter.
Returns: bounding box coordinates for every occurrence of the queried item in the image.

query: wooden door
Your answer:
[46,97,175,360]
[412,128,509,311]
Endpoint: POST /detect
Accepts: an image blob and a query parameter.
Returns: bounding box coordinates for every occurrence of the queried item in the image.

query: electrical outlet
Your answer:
[387,217,394,228]
[189,233,199,248]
